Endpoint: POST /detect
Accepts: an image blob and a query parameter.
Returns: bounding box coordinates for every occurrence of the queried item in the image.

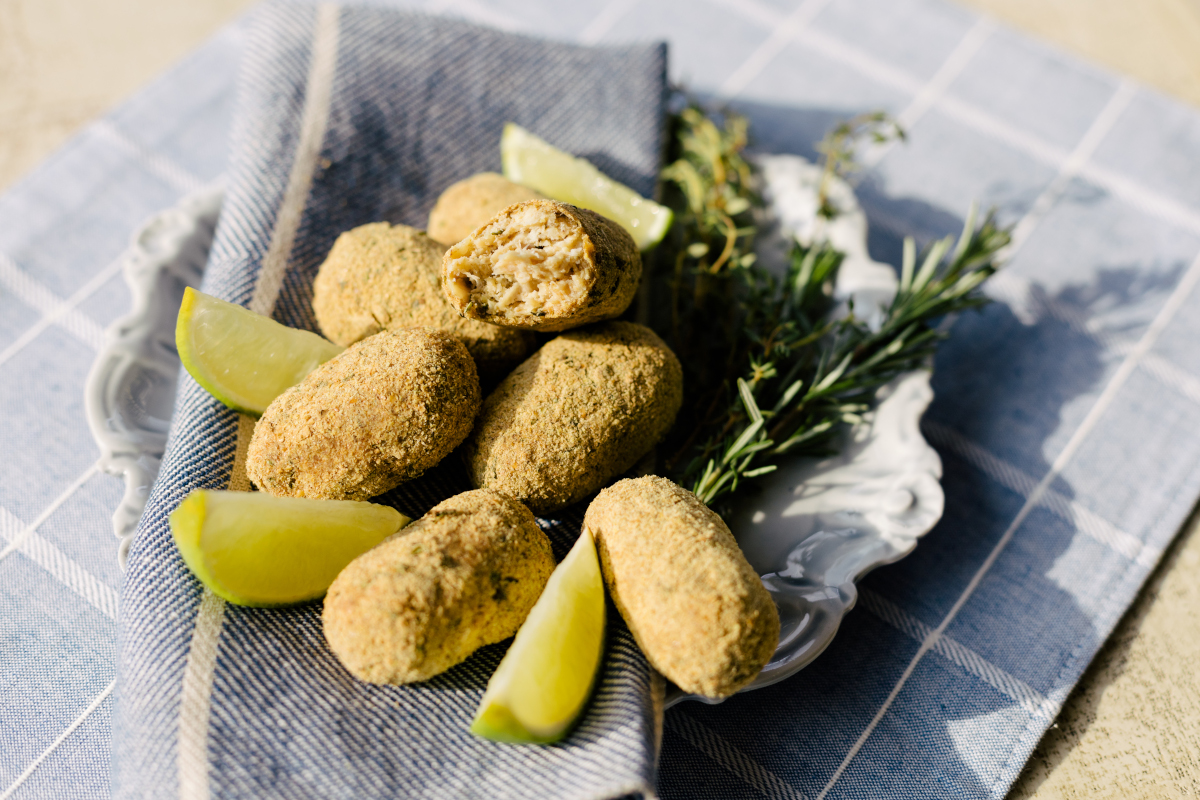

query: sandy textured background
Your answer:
[0,0,254,189]
[1,0,1198,797]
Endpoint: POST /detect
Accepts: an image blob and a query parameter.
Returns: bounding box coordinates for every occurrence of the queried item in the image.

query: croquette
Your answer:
[312,222,534,384]
[246,328,480,501]
[322,489,555,684]
[426,172,545,246]
[583,476,780,699]
[464,321,682,515]
[442,200,641,332]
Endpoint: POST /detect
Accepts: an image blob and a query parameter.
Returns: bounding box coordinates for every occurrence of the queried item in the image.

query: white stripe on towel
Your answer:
[176,7,341,799]
[250,2,341,318]
[178,589,227,800]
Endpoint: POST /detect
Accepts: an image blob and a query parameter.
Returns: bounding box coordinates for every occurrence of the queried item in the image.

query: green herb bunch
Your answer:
[645,105,761,469]
[649,103,1011,508]
[650,106,759,390]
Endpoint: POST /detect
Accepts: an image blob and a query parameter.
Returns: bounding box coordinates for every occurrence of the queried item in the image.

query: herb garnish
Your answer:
[648,103,1011,508]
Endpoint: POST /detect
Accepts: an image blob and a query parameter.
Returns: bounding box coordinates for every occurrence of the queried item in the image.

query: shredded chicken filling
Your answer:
[446,207,594,317]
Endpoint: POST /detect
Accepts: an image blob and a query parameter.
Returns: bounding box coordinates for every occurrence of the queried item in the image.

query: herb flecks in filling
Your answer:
[446,204,594,319]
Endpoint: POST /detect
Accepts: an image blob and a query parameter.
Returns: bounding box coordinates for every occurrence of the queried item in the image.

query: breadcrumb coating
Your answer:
[583,476,780,699]
[246,328,480,500]
[312,222,533,385]
[442,200,641,332]
[426,172,544,246]
[465,321,682,514]
[323,489,555,684]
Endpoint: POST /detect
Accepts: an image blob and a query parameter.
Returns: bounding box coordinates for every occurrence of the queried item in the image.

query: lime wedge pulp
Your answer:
[176,287,344,414]
[170,490,409,606]
[500,122,673,251]
[471,528,606,744]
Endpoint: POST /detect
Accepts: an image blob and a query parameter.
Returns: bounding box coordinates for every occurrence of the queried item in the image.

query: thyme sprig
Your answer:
[814,111,906,217]
[659,106,758,277]
[649,103,1010,508]
[647,105,762,470]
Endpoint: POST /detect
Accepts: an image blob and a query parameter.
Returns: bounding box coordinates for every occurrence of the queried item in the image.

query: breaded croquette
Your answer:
[426,172,544,247]
[312,222,534,385]
[583,476,780,699]
[442,200,641,332]
[465,321,682,515]
[246,328,480,501]
[322,489,555,684]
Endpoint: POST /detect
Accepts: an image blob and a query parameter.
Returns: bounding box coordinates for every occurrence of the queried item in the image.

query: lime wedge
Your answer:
[169,490,408,606]
[501,122,673,251]
[176,287,344,414]
[471,528,606,744]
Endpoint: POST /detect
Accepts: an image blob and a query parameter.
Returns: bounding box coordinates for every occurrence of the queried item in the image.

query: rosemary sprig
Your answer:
[649,103,1010,508]
[684,207,1010,506]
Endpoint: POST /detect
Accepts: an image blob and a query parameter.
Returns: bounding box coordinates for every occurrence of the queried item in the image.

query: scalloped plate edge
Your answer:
[84,185,223,567]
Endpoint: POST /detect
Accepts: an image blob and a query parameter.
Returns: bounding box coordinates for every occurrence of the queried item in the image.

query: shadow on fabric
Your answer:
[651,98,1146,800]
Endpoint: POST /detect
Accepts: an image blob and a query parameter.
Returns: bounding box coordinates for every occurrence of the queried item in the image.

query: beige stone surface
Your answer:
[3,0,1200,795]
[0,0,256,190]
[957,0,1200,108]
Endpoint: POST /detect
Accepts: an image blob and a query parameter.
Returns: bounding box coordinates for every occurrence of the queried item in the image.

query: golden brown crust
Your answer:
[322,489,555,684]
[426,173,544,247]
[311,222,534,385]
[246,328,480,500]
[583,476,780,699]
[441,200,641,333]
[464,321,682,514]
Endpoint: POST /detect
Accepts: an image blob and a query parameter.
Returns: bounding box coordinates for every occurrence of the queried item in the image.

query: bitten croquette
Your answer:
[246,328,480,501]
[426,172,545,246]
[583,476,780,699]
[312,222,534,385]
[322,489,555,684]
[442,200,641,332]
[464,321,682,515]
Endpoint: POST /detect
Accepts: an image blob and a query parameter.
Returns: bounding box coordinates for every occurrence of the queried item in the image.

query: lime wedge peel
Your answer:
[176,287,344,415]
[501,122,673,251]
[170,490,409,607]
[471,528,606,744]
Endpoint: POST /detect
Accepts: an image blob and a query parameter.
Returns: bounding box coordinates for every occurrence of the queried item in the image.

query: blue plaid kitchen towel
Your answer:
[113,3,668,799]
[6,0,1200,798]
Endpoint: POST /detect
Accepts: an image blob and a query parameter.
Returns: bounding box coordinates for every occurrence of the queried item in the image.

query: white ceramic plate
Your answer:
[84,156,943,702]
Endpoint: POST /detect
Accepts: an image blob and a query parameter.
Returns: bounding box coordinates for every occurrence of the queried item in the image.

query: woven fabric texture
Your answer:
[5,0,1200,799]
